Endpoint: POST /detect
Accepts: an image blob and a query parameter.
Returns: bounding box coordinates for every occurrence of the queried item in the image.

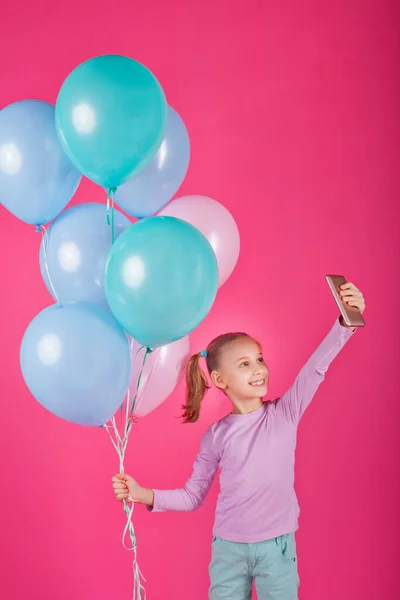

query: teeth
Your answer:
[250,380,265,386]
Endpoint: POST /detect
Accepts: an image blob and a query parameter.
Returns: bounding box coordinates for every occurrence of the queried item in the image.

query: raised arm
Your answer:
[275,318,355,425]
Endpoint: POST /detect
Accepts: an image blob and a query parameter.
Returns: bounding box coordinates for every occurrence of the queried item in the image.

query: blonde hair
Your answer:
[182,332,254,423]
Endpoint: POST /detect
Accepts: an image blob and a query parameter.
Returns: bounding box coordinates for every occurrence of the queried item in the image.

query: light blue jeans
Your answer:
[209,533,299,600]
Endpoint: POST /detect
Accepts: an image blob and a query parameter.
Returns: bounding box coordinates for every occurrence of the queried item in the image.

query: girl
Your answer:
[112,281,365,600]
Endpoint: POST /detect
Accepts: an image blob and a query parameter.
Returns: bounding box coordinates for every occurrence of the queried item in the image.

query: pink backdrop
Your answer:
[0,1,399,599]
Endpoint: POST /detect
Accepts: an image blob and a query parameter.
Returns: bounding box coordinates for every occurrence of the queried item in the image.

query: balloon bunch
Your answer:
[0,54,240,598]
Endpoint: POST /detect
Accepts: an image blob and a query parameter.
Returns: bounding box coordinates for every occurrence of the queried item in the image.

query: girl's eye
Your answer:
[257,357,264,363]
[240,362,249,368]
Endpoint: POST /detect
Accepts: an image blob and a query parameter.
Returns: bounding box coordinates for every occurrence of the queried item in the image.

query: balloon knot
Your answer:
[129,416,138,425]
[35,225,41,233]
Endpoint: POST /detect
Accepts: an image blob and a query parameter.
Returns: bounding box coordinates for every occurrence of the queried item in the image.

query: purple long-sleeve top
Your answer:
[151,319,354,542]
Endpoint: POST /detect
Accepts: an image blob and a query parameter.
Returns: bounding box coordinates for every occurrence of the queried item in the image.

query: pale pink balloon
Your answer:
[130,336,191,418]
[159,195,240,286]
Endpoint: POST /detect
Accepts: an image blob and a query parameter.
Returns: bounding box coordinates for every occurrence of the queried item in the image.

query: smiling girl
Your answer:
[113,281,365,600]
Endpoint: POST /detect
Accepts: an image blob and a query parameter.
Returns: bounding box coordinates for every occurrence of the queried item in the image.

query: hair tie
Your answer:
[200,349,208,358]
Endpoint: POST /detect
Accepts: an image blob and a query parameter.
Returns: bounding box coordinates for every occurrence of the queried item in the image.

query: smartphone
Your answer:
[325,275,365,328]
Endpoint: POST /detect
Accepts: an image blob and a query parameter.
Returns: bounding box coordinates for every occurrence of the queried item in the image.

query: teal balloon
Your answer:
[55,55,167,188]
[105,217,219,348]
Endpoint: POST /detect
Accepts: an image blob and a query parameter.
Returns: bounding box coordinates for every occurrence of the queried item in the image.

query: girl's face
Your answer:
[211,337,269,401]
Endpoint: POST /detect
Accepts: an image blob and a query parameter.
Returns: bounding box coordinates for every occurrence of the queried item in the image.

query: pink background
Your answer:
[0,1,399,599]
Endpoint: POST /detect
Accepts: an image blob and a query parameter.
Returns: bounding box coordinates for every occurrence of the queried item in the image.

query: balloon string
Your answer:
[107,187,117,244]
[39,225,61,303]
[128,345,159,417]
[126,347,153,437]
[121,337,135,425]
[104,347,152,600]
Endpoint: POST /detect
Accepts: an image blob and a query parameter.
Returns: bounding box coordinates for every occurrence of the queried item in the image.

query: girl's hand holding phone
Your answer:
[339,282,365,314]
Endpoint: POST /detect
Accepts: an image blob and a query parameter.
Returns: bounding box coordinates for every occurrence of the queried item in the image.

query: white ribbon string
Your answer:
[105,347,152,600]
[128,347,159,413]
[105,415,146,599]
[40,225,60,303]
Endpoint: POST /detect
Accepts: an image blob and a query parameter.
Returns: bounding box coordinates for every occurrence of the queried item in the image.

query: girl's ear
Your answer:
[211,370,227,390]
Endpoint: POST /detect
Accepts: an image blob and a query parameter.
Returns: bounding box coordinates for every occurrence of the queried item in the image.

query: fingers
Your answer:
[340,289,362,298]
[112,474,132,483]
[116,492,128,502]
[112,477,128,492]
[347,301,363,309]
[340,283,361,296]
[340,282,363,294]
[112,479,129,502]
[339,283,364,311]
[341,295,364,308]
[114,487,128,501]
[338,284,365,314]
[113,481,127,491]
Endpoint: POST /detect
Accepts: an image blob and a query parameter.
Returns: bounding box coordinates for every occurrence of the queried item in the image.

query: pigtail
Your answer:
[182,353,210,423]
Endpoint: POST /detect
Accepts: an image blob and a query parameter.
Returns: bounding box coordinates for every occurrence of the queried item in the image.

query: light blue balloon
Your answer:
[55,55,167,188]
[105,216,219,348]
[0,100,81,226]
[20,302,131,427]
[40,202,131,309]
[114,106,190,218]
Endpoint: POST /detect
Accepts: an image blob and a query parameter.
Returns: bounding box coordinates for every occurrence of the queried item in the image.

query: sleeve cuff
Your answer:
[336,316,356,336]
[147,489,162,513]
